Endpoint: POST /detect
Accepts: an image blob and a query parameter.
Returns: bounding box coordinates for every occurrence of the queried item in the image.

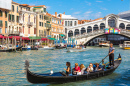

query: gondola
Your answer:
[55,46,66,49]
[0,46,22,52]
[25,54,122,84]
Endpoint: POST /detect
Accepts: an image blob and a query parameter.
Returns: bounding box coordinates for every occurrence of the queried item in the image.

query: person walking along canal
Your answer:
[109,43,115,66]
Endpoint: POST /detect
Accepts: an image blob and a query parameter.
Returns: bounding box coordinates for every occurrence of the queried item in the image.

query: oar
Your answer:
[99,54,109,64]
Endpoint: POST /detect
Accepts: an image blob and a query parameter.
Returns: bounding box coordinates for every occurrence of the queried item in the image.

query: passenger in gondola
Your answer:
[87,63,93,73]
[80,64,86,74]
[73,63,81,75]
[95,63,102,71]
[64,62,71,76]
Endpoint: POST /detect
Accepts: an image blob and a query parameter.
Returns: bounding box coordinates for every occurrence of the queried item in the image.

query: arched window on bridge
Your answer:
[74,29,79,36]
[81,27,86,34]
[108,18,116,27]
[100,23,105,29]
[87,26,92,33]
[68,30,73,37]
[126,24,130,30]
[93,24,99,31]
[65,28,67,33]
[119,23,125,29]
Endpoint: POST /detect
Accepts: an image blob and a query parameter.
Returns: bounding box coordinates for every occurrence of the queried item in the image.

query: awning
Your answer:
[41,38,48,41]
[29,36,41,40]
[48,38,56,40]
[22,37,30,40]
[0,35,3,38]
[10,36,21,40]
[60,34,65,37]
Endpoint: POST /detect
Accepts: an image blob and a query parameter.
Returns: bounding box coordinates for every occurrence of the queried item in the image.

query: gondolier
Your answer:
[109,43,115,66]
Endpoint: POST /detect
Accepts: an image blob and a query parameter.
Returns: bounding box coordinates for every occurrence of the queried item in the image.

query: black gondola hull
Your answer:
[25,55,121,84]
[0,46,22,52]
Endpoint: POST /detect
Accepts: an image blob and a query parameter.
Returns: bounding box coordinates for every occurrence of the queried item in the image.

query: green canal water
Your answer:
[0,47,130,86]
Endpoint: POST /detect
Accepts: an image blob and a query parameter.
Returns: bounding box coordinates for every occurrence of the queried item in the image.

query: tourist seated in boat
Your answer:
[64,62,71,76]
[86,63,94,73]
[72,63,81,75]
[95,63,102,71]
[80,64,86,74]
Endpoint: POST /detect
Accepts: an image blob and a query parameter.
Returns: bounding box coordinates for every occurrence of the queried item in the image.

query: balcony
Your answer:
[27,22,33,26]
[8,31,20,35]
[19,20,23,25]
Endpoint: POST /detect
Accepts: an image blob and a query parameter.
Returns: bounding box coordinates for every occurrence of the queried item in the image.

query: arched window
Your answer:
[65,28,67,33]
[68,30,73,37]
[0,10,2,17]
[74,29,79,36]
[108,17,116,27]
[100,23,105,29]
[119,23,125,29]
[5,11,7,17]
[81,27,86,34]
[126,24,130,30]
[87,26,92,33]
[75,21,77,26]
[93,24,98,31]
[12,5,14,12]
[28,15,30,22]
[23,14,24,22]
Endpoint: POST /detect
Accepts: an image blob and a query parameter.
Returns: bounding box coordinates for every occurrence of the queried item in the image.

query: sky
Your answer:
[13,0,130,20]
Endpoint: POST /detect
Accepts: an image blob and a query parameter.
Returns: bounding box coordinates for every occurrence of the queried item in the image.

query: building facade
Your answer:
[118,10,130,20]
[29,5,47,37]
[57,13,78,35]
[51,12,64,39]
[19,4,37,37]
[8,2,20,36]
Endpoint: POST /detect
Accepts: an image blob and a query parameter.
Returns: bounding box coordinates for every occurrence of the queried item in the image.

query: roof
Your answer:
[59,14,78,20]
[12,1,20,5]
[29,5,46,8]
[19,4,30,7]
[46,12,52,16]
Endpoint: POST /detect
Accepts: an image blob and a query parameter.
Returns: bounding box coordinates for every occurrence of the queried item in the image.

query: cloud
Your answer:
[84,11,93,14]
[85,1,92,6]
[73,11,81,14]
[96,1,103,2]
[93,12,102,18]
[46,6,51,10]
[101,8,107,10]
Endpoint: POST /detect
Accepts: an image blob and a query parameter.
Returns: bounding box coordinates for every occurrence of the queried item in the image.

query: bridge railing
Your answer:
[120,29,130,36]
[75,29,104,39]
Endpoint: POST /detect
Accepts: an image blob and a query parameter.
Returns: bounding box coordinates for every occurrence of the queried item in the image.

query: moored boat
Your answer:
[67,48,86,52]
[38,46,55,50]
[25,54,122,84]
[123,41,130,50]
[0,46,22,52]
[99,41,110,47]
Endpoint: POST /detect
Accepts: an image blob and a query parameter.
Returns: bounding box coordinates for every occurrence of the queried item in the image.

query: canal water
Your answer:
[0,47,130,86]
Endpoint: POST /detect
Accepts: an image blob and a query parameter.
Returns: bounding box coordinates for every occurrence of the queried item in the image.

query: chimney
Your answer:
[55,12,57,17]
[59,14,62,18]
[63,12,65,15]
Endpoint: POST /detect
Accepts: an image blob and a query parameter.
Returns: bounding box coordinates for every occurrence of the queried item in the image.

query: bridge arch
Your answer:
[126,24,130,30]
[84,34,130,46]
[93,24,99,31]
[81,27,86,34]
[68,30,73,37]
[108,16,117,27]
[74,29,79,36]
[119,23,125,29]
[100,23,105,29]
[87,26,92,33]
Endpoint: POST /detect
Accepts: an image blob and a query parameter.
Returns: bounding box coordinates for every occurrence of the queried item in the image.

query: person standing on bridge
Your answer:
[109,43,115,66]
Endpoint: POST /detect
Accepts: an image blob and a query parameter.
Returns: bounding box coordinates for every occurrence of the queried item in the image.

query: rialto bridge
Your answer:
[67,14,130,45]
